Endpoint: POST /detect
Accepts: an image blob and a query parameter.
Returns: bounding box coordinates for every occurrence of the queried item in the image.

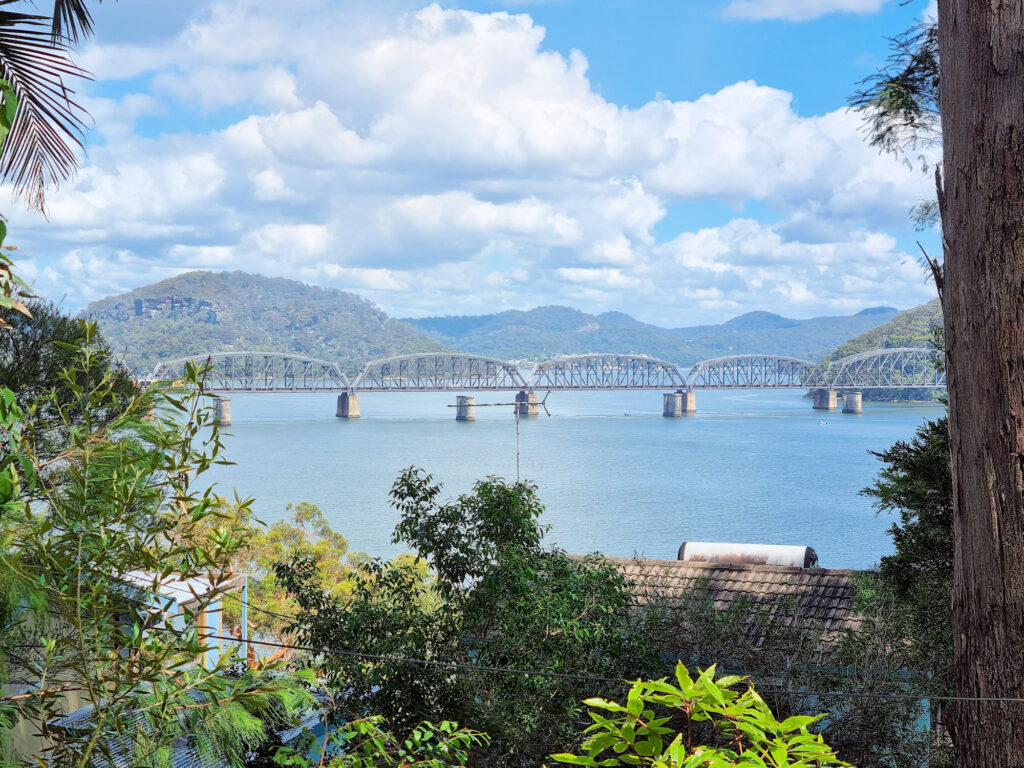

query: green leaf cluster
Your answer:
[194,499,366,638]
[848,21,940,161]
[863,416,952,689]
[0,218,32,330]
[859,416,954,763]
[271,716,488,768]
[551,662,846,768]
[644,575,938,768]
[0,299,137,460]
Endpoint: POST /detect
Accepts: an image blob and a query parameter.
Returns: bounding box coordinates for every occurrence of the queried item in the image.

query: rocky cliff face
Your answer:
[132,296,217,319]
[91,295,221,322]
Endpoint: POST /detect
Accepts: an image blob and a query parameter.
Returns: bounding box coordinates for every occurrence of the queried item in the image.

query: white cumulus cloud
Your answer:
[13,1,936,323]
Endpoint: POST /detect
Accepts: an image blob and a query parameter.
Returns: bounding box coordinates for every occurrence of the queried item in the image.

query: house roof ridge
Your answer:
[567,553,866,577]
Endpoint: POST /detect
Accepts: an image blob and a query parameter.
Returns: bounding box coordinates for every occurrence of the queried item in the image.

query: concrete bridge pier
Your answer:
[680,390,696,414]
[515,390,539,416]
[663,390,696,417]
[812,389,838,411]
[456,395,476,421]
[663,392,682,417]
[336,392,360,419]
[842,391,863,414]
[213,396,231,426]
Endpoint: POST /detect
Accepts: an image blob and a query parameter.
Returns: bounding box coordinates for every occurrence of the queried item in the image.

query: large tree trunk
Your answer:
[938,2,1024,765]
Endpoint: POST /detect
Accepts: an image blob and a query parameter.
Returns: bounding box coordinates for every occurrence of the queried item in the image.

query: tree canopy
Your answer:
[276,468,664,768]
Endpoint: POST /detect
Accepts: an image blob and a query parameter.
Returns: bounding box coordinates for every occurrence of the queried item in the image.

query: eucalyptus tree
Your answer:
[849,18,940,233]
[854,3,1024,764]
[933,4,1024,764]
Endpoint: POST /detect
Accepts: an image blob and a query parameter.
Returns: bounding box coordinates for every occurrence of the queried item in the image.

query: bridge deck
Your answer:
[147,349,946,393]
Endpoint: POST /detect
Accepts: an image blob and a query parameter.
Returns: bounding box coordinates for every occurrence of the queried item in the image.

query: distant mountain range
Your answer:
[84,271,447,375]
[405,305,901,367]
[84,270,928,377]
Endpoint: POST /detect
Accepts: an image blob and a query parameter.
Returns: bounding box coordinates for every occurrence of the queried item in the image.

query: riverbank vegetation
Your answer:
[828,300,942,362]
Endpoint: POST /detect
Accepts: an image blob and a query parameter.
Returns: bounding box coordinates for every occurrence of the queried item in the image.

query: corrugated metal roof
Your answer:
[50,687,329,768]
[51,694,229,768]
[118,571,247,610]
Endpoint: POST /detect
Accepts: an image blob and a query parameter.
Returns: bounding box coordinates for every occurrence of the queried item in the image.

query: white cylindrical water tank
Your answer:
[677,541,818,568]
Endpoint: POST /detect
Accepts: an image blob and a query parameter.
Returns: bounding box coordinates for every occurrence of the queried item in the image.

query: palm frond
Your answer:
[0,7,89,212]
[50,0,95,43]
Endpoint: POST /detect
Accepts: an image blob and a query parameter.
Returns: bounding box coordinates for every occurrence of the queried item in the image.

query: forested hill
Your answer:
[827,299,943,362]
[84,271,448,375]
[405,305,900,366]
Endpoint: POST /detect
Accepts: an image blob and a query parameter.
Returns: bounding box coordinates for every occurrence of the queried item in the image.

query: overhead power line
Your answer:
[12,579,1021,705]
[208,631,1024,705]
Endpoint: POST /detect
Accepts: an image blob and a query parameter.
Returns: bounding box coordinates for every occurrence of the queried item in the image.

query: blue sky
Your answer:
[13,0,940,325]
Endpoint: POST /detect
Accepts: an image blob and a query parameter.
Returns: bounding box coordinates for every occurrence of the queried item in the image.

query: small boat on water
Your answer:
[818,419,829,425]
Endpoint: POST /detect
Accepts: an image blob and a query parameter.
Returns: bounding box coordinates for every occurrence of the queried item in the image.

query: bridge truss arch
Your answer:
[528,354,686,390]
[688,355,828,389]
[150,352,351,392]
[826,347,945,389]
[352,353,528,391]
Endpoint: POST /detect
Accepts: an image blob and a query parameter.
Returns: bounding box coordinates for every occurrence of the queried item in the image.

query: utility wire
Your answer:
[144,578,1024,705]
[12,581,1022,705]
[205,631,1024,705]
[7,621,1021,704]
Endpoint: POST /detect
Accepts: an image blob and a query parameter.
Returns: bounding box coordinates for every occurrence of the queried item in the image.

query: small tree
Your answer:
[862,417,953,700]
[0,299,136,461]
[852,4,1024,760]
[267,717,488,768]
[0,326,312,767]
[277,468,662,768]
[191,499,363,639]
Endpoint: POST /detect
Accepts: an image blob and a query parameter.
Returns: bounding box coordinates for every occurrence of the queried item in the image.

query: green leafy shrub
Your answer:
[0,327,313,767]
[552,663,848,768]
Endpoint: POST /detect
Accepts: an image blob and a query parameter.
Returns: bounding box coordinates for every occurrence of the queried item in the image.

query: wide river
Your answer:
[204,390,944,570]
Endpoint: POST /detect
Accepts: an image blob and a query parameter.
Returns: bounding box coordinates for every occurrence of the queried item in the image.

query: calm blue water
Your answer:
[203,390,943,570]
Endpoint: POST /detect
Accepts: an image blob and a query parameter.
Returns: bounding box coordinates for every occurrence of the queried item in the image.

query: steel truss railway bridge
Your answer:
[149,348,944,421]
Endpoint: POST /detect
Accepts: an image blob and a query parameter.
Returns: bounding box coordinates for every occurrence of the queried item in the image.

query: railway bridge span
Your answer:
[147,348,944,421]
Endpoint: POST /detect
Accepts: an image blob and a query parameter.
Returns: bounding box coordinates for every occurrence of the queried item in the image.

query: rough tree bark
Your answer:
[937,1,1024,765]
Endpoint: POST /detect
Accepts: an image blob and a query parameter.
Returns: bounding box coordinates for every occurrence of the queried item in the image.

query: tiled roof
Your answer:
[594,556,863,635]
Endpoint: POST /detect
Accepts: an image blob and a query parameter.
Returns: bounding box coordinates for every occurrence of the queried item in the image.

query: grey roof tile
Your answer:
[576,556,863,641]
